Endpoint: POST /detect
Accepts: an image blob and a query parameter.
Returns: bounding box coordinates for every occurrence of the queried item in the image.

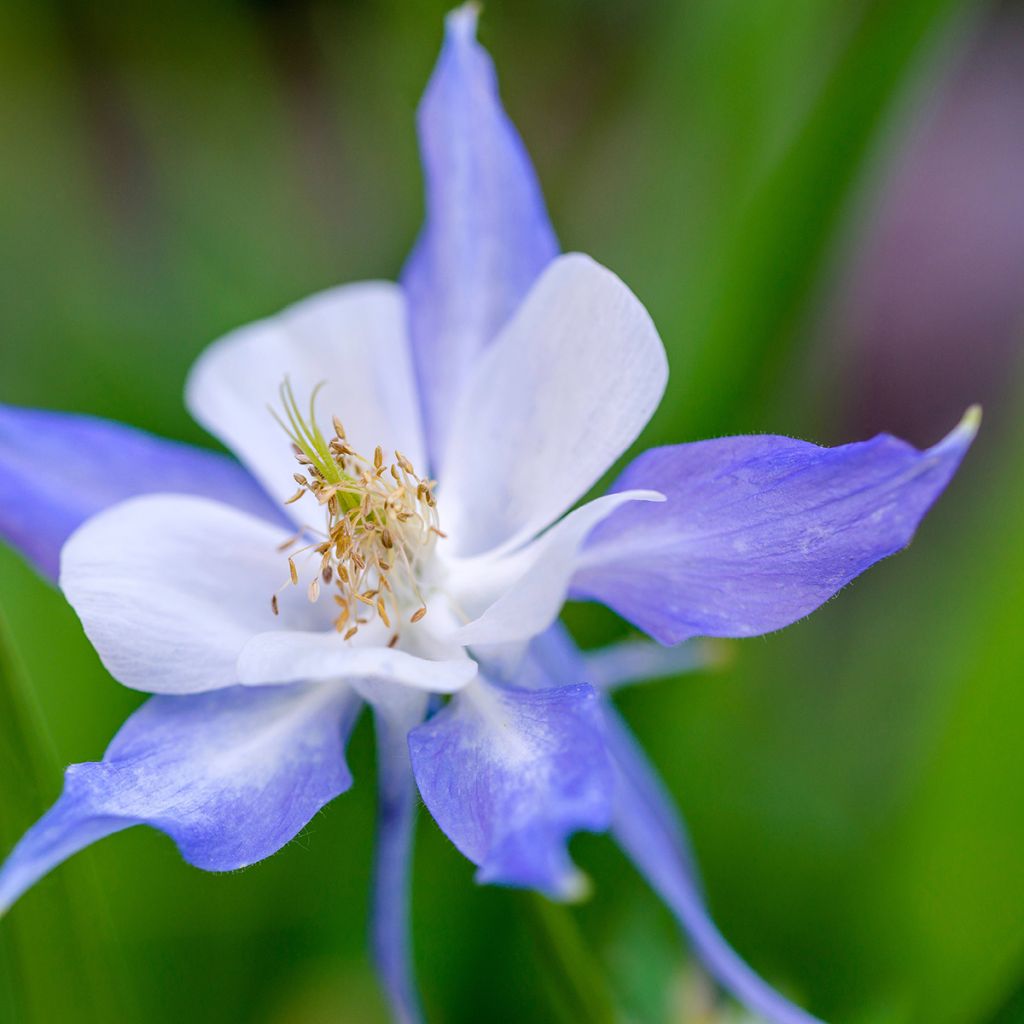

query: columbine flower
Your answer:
[0,8,977,1024]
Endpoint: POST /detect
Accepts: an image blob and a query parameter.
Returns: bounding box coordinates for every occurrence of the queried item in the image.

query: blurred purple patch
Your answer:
[829,9,1024,443]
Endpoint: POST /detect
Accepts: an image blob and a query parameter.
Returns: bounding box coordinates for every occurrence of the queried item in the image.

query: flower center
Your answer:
[270,380,443,643]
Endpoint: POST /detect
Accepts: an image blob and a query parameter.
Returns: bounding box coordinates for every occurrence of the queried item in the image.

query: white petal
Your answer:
[446,490,663,648]
[60,494,327,694]
[237,631,477,693]
[438,254,668,556]
[186,282,427,515]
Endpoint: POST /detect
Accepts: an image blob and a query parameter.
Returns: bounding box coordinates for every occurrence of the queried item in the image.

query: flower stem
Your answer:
[522,892,619,1024]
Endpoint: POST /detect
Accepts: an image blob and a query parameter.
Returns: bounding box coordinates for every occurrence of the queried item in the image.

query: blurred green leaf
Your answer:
[522,893,619,1024]
[988,979,1024,1024]
[0,610,129,1023]
[855,414,1024,1023]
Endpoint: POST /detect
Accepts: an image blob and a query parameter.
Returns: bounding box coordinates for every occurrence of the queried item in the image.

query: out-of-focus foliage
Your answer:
[1,1,1021,1023]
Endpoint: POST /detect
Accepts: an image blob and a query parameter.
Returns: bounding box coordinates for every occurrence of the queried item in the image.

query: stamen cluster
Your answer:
[271,381,443,643]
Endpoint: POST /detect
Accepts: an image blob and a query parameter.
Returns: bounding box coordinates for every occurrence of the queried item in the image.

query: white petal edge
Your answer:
[437,253,668,557]
[237,631,478,693]
[186,282,427,518]
[59,494,327,694]
[446,489,664,648]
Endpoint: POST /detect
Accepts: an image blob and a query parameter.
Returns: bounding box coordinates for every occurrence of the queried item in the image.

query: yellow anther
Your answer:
[271,381,442,641]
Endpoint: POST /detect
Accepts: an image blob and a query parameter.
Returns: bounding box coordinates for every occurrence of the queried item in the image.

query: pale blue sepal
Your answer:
[409,676,612,901]
[575,408,980,646]
[0,404,283,581]
[605,707,826,1024]
[402,3,559,467]
[584,638,723,691]
[0,683,359,916]
[523,628,825,1022]
[512,628,719,693]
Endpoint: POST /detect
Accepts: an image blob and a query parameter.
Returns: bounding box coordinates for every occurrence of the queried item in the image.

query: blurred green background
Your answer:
[1,0,1022,1021]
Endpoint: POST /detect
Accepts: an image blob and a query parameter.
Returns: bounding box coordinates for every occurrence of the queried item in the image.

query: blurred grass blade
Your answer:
[0,611,127,1023]
[523,893,619,1024]
[988,978,1024,1024]
[863,413,1024,1023]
